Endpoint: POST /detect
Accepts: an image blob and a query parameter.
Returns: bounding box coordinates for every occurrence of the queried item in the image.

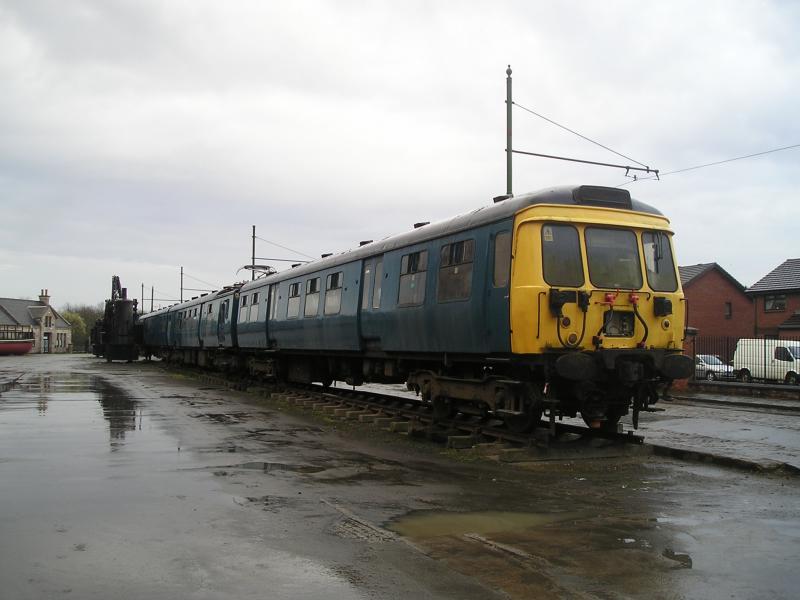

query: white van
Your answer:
[733,339,800,385]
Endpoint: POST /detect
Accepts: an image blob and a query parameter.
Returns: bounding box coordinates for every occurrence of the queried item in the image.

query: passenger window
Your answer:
[325,272,343,315]
[438,239,474,302]
[287,283,301,319]
[373,259,383,309]
[398,250,428,306]
[304,277,320,317]
[493,232,511,287]
[542,224,584,287]
[361,263,373,310]
[642,231,678,292]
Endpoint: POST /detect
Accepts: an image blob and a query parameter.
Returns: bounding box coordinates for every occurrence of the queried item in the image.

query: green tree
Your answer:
[61,303,104,352]
[61,311,87,352]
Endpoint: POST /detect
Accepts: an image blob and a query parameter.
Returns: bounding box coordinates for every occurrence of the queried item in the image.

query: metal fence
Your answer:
[688,335,800,384]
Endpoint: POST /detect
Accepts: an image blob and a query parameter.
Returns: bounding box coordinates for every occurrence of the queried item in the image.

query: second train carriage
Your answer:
[139,185,693,431]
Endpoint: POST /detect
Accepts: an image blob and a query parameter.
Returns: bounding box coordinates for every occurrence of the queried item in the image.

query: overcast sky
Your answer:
[2,0,798,309]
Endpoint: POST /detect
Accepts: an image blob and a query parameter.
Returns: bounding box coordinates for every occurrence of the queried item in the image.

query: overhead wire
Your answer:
[255,236,315,260]
[616,143,800,187]
[512,101,652,169]
[183,272,219,289]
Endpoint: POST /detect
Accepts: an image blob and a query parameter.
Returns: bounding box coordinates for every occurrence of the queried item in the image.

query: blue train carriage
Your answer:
[140,185,693,431]
[255,185,692,431]
[138,284,243,368]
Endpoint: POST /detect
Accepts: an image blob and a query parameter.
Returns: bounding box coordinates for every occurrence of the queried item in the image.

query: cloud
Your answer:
[0,0,798,304]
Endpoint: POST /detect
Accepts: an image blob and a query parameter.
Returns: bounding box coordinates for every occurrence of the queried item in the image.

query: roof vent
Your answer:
[493,194,512,203]
[573,185,631,209]
[359,240,373,246]
[291,263,301,268]
[321,253,333,258]
[414,222,429,229]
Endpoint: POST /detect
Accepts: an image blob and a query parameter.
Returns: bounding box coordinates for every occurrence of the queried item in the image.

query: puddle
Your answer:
[388,510,577,538]
[235,461,327,474]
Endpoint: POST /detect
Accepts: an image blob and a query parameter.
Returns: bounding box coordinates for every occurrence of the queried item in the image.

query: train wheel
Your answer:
[431,396,457,421]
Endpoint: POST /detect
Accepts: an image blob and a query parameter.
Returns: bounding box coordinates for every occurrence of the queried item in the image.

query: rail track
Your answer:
[187,368,645,450]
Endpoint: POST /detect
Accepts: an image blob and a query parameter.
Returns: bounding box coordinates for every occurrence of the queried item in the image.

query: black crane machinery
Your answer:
[94,276,140,362]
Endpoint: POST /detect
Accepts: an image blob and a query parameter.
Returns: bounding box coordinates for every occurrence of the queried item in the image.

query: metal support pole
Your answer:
[141,283,144,314]
[151,286,154,313]
[506,65,513,197]
[252,225,256,280]
[180,266,184,303]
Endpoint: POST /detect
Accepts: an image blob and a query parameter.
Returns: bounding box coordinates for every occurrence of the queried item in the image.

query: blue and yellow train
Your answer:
[139,185,693,432]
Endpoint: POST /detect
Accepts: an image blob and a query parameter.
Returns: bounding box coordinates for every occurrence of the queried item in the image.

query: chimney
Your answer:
[39,289,50,305]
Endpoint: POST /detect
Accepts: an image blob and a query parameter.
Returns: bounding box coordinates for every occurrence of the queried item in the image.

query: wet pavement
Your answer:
[1,355,799,599]
[625,398,800,470]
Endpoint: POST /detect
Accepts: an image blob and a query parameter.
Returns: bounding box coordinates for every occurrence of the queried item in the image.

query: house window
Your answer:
[724,302,732,319]
[764,294,786,312]
[325,272,343,315]
[438,239,474,302]
[304,277,320,317]
[398,250,428,306]
[287,283,301,319]
[493,232,511,288]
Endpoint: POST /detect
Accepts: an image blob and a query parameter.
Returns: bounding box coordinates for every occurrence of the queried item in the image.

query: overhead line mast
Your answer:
[506,65,513,197]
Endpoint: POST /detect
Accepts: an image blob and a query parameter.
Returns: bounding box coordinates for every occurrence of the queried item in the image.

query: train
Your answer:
[139,185,693,432]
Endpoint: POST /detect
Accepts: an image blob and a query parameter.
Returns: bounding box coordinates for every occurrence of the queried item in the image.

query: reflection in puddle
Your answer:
[0,372,139,451]
[388,510,579,538]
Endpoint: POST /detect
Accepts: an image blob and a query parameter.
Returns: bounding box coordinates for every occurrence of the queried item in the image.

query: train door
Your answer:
[217,299,228,345]
[485,229,512,353]
[359,256,384,350]
[265,283,278,348]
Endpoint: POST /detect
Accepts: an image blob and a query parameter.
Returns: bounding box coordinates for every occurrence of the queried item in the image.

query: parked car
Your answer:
[694,354,735,381]
[732,339,800,385]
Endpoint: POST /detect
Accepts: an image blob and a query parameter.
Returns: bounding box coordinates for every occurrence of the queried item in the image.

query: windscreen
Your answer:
[542,224,584,287]
[585,228,642,289]
[642,231,678,292]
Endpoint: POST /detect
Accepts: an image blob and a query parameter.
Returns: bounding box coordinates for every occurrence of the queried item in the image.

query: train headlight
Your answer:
[662,319,671,330]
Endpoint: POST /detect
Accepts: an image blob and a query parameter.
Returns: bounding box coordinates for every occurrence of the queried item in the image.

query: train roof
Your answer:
[241,185,664,290]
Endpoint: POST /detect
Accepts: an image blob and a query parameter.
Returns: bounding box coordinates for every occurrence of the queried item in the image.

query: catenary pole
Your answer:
[506,65,513,197]
[252,225,256,280]
[180,266,184,302]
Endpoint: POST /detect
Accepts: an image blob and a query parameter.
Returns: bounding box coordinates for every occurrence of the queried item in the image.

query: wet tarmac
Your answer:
[1,355,799,599]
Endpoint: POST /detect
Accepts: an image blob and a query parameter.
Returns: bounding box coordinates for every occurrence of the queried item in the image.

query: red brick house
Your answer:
[747,258,800,339]
[679,263,753,338]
